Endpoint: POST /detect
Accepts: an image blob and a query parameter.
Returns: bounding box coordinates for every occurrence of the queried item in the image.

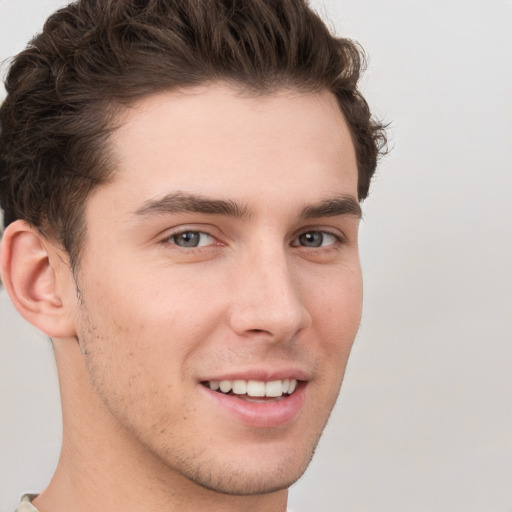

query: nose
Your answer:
[228,246,312,342]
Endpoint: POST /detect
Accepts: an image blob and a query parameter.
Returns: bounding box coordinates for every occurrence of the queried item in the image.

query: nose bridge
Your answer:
[229,240,311,340]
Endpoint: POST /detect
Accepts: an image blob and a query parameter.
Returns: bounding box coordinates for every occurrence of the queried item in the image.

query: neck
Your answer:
[34,339,288,512]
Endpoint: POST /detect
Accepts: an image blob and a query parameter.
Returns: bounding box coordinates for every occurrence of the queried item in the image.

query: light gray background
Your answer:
[1,1,511,511]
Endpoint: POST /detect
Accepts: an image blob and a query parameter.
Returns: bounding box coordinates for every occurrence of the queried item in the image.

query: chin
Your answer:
[172,442,318,497]
[191,463,308,496]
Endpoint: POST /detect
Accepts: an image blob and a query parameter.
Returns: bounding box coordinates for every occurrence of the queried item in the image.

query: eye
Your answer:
[295,231,339,248]
[167,230,215,248]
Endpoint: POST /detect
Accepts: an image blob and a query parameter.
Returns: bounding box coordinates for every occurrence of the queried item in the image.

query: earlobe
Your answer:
[0,220,76,338]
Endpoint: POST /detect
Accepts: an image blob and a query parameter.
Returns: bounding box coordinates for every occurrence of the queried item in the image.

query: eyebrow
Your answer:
[132,192,361,220]
[299,195,362,220]
[133,192,251,218]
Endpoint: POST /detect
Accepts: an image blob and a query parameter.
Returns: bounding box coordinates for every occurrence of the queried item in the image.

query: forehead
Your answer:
[97,84,358,215]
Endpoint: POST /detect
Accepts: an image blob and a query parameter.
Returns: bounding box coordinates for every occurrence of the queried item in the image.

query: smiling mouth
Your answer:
[202,379,298,400]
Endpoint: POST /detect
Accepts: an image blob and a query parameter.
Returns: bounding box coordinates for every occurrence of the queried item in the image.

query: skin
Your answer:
[1,84,362,512]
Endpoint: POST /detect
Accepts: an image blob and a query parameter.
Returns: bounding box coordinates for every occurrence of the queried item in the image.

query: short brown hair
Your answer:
[0,0,386,268]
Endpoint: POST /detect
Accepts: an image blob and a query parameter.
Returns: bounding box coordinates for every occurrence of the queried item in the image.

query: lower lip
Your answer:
[200,382,307,428]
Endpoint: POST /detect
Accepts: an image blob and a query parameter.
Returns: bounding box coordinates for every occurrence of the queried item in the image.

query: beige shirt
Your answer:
[16,494,296,512]
[15,495,39,512]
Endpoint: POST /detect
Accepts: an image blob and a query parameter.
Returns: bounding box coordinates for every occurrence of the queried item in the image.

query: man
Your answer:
[0,1,386,511]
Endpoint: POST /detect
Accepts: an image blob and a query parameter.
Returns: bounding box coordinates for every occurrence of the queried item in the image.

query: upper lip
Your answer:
[200,367,310,383]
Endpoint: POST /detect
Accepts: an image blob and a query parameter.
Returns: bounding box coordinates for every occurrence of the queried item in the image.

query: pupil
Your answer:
[177,232,199,247]
[300,232,323,247]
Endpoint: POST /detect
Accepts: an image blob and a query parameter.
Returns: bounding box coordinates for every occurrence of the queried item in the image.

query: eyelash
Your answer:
[161,228,345,250]
[162,230,218,249]
[292,230,344,249]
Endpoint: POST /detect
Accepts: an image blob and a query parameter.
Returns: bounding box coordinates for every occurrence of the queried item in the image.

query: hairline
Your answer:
[62,80,355,272]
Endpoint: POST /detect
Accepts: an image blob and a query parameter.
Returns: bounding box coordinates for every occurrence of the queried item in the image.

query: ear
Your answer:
[0,220,76,338]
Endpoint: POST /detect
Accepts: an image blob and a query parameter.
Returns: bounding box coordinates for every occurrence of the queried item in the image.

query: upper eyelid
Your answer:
[291,230,345,247]
[160,230,220,252]
[293,226,347,241]
[159,224,220,239]
[158,227,211,246]
[158,225,348,244]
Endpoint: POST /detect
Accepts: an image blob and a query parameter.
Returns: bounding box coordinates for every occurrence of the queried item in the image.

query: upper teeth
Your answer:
[208,379,297,397]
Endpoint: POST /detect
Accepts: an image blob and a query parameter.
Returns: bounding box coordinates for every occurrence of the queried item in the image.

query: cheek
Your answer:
[75,284,194,433]
[311,263,362,325]
[307,265,362,366]
[77,263,224,384]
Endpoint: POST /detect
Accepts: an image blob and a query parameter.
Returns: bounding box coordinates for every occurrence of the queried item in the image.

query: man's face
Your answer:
[70,85,362,495]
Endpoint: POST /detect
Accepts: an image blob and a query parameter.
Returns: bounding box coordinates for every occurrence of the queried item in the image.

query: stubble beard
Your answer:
[73,284,337,498]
